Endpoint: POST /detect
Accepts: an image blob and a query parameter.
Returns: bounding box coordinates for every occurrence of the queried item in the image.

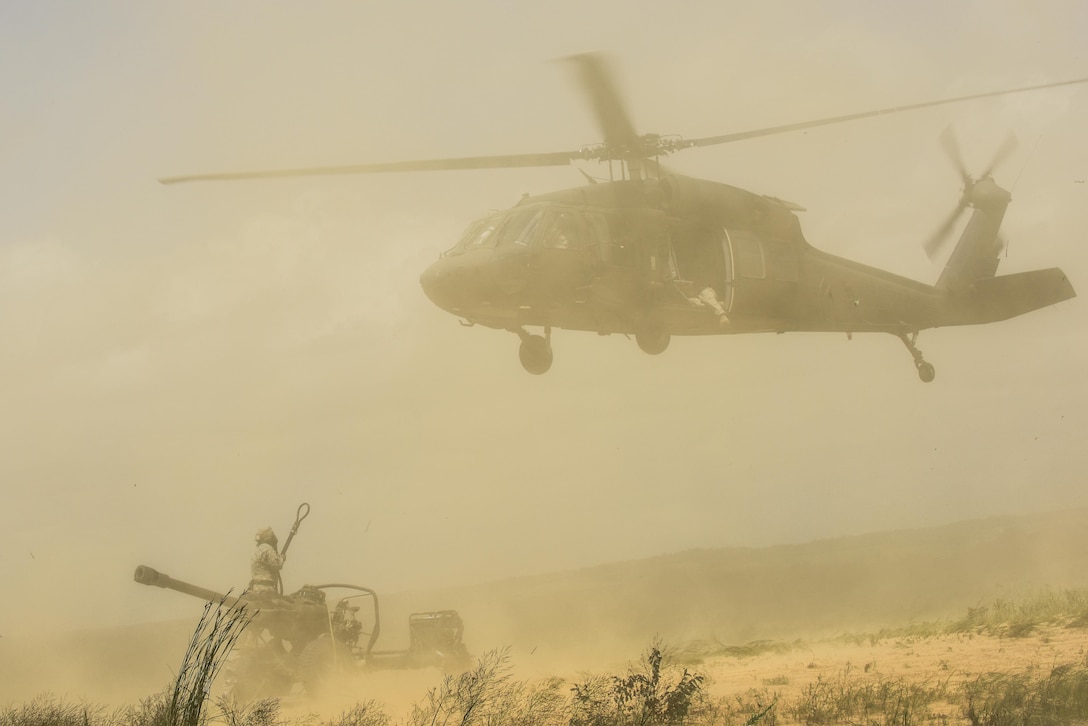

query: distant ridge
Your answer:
[381,507,1088,657]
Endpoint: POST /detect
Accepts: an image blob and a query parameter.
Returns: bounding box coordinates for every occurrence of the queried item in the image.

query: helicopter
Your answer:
[162,54,1084,382]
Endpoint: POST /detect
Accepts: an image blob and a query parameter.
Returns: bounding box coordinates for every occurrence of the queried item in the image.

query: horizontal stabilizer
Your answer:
[958,268,1076,324]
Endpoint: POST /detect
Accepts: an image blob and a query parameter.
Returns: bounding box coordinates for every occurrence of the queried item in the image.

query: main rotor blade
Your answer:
[159,150,583,185]
[687,76,1088,150]
[565,52,641,154]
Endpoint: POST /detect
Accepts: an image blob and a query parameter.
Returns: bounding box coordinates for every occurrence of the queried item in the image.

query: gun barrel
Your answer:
[133,565,246,608]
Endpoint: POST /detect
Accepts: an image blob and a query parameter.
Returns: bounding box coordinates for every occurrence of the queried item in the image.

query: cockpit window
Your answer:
[494,207,543,247]
[447,207,600,255]
[539,209,589,249]
[465,220,500,249]
[447,215,502,255]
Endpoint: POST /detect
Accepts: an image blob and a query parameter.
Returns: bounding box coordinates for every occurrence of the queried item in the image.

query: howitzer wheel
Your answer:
[298,637,355,694]
[224,650,294,702]
[439,642,472,673]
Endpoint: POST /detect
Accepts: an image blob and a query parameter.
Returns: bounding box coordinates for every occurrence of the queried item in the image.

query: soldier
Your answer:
[688,285,730,326]
[250,526,285,595]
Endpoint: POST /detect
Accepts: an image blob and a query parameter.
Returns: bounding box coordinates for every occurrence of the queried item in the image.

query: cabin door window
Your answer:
[728,229,766,280]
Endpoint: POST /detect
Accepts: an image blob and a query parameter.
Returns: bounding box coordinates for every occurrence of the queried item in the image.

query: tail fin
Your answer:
[932,174,1076,323]
[947,267,1076,325]
[936,176,1011,291]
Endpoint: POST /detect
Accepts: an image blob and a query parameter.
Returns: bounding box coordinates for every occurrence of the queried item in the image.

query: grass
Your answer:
[0,644,711,726]
[676,639,803,665]
[10,646,1088,726]
[165,593,256,726]
[680,587,1088,659]
[785,669,953,725]
[859,588,1088,645]
[963,657,1088,726]
[0,694,114,726]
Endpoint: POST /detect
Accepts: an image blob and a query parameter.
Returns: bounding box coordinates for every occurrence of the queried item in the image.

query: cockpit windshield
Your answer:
[446,208,539,255]
[447,215,502,255]
[538,209,589,249]
[445,206,602,256]
[496,207,542,246]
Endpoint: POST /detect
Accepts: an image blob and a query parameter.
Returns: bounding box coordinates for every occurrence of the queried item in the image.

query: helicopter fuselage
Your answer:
[419,175,1072,372]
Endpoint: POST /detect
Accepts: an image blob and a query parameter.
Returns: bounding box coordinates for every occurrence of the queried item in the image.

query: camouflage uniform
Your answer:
[249,527,284,594]
[688,286,730,326]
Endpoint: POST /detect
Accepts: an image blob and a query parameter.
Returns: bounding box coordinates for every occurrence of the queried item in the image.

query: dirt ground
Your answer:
[698,626,1088,724]
[264,627,1088,724]
[4,625,1087,724]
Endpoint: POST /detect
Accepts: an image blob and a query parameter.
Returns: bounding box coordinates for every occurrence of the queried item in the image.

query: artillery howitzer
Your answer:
[134,504,468,699]
[134,565,469,698]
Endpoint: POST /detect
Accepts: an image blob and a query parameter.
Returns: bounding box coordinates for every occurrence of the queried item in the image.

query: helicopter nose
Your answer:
[420,248,528,314]
[420,257,472,312]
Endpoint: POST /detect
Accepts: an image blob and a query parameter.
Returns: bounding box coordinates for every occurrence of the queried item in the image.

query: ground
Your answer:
[263,624,1088,724]
[696,626,1087,724]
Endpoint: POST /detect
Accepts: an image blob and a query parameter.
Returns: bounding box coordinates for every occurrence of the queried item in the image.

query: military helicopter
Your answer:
[162,54,1085,381]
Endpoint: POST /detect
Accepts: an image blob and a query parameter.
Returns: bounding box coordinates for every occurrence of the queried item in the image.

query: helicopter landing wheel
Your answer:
[896,332,935,384]
[518,335,553,375]
[635,321,670,355]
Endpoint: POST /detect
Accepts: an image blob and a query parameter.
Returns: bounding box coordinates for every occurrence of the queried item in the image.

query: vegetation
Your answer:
[407,647,566,726]
[675,639,803,665]
[0,694,113,726]
[678,587,1088,663]
[963,659,1088,726]
[165,594,256,726]
[9,589,1088,725]
[9,648,1088,726]
[0,644,716,726]
[569,641,707,726]
[859,588,1088,644]
[785,670,952,725]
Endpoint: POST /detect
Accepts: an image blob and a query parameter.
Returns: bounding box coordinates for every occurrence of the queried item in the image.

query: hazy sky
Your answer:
[2,1,1087,635]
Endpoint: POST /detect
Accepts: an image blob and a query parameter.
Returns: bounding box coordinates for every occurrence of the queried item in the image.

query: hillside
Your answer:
[382,507,1088,659]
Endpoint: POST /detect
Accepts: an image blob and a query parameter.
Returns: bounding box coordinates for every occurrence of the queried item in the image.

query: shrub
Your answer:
[571,642,707,726]
[406,647,568,726]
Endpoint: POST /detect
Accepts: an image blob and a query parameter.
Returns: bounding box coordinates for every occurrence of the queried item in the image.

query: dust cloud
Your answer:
[2,0,1088,716]
[5,508,1088,715]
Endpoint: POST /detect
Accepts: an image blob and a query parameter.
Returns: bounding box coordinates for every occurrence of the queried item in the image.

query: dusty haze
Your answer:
[1,0,1088,707]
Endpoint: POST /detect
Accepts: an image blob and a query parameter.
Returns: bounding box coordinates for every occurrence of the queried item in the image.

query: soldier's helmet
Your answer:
[255,526,277,545]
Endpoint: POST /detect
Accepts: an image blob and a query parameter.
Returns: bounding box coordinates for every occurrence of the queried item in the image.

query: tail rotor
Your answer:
[924,128,1018,260]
